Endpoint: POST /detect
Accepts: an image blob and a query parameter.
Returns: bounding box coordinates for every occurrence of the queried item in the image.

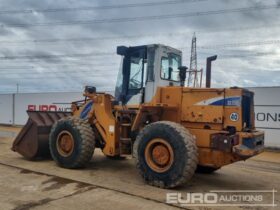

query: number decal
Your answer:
[230,113,239,121]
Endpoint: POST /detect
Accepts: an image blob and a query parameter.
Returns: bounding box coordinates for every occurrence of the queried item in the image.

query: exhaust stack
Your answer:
[206,55,217,88]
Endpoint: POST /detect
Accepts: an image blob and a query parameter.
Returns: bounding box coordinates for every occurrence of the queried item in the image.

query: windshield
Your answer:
[129,51,147,89]
[161,53,181,81]
[129,56,143,89]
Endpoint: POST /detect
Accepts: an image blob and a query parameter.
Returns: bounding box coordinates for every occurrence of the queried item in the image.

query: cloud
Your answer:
[0,0,279,93]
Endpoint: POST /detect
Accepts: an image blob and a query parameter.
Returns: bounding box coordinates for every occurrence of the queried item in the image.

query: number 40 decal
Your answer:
[230,112,239,122]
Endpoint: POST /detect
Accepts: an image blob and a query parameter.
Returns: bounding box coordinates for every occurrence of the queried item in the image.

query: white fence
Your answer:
[0,88,279,148]
[248,87,280,148]
[0,94,13,125]
[0,92,83,125]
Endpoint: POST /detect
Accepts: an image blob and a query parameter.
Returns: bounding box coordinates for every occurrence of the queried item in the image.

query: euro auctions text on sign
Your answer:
[166,190,277,207]
[27,104,71,112]
[255,106,280,129]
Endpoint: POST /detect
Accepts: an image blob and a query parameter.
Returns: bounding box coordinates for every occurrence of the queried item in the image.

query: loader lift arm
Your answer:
[85,92,120,156]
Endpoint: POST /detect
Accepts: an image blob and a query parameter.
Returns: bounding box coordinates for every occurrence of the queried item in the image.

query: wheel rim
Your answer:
[144,138,174,173]
[56,131,74,157]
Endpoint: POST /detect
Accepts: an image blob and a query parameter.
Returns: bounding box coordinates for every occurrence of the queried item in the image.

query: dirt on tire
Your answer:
[49,117,95,169]
[133,121,198,188]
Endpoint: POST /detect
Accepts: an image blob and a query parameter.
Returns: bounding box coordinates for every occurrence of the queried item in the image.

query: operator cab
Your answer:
[115,44,183,105]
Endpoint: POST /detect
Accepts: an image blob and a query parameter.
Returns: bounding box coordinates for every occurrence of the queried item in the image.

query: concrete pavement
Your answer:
[0,127,279,210]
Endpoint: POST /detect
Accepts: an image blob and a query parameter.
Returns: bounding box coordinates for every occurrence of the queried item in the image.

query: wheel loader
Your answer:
[12,44,264,188]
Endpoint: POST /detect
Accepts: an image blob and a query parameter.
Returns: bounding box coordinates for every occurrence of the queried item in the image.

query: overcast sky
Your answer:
[0,0,280,93]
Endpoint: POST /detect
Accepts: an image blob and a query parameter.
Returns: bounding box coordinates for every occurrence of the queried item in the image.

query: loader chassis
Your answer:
[78,86,264,170]
[12,44,264,188]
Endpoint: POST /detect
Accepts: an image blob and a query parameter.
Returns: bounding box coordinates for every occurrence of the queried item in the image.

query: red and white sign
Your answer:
[27,104,70,112]
[14,92,83,125]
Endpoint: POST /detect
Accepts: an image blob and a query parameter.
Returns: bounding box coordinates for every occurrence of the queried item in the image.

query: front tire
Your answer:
[49,117,95,169]
[133,121,198,188]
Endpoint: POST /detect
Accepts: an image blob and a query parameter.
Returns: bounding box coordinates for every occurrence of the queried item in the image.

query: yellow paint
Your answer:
[74,86,264,168]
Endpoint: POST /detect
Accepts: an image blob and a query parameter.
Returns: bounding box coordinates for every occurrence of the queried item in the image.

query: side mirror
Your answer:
[178,66,188,87]
[117,46,128,56]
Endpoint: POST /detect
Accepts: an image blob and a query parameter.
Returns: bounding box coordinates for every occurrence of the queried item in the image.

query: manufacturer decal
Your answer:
[195,96,241,106]
[230,112,239,121]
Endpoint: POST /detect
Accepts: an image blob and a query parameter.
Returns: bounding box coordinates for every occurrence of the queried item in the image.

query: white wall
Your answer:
[14,92,83,125]
[248,87,280,148]
[0,94,13,125]
[0,88,279,148]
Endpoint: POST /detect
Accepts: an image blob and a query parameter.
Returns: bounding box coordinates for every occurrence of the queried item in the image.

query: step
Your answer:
[121,123,132,127]
[120,138,131,143]
[120,137,131,140]
[119,138,132,155]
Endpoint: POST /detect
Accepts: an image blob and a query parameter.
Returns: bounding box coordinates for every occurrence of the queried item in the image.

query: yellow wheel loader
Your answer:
[12,44,265,188]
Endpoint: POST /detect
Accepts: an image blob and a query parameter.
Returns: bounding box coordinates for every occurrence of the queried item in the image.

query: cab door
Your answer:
[124,47,147,105]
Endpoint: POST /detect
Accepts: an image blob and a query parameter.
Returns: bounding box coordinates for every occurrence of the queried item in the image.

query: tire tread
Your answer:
[49,116,95,169]
[133,121,198,188]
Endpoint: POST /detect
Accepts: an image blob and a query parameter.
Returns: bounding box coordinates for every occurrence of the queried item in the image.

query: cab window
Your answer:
[129,52,147,89]
[161,53,181,81]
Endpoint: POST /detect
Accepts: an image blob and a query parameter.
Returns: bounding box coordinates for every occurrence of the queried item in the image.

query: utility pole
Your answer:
[187,33,199,87]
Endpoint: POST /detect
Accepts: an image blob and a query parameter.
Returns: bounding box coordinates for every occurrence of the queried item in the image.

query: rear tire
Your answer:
[49,117,95,169]
[133,121,198,188]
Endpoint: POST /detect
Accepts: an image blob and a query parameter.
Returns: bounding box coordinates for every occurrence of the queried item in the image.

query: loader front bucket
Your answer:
[12,111,71,159]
